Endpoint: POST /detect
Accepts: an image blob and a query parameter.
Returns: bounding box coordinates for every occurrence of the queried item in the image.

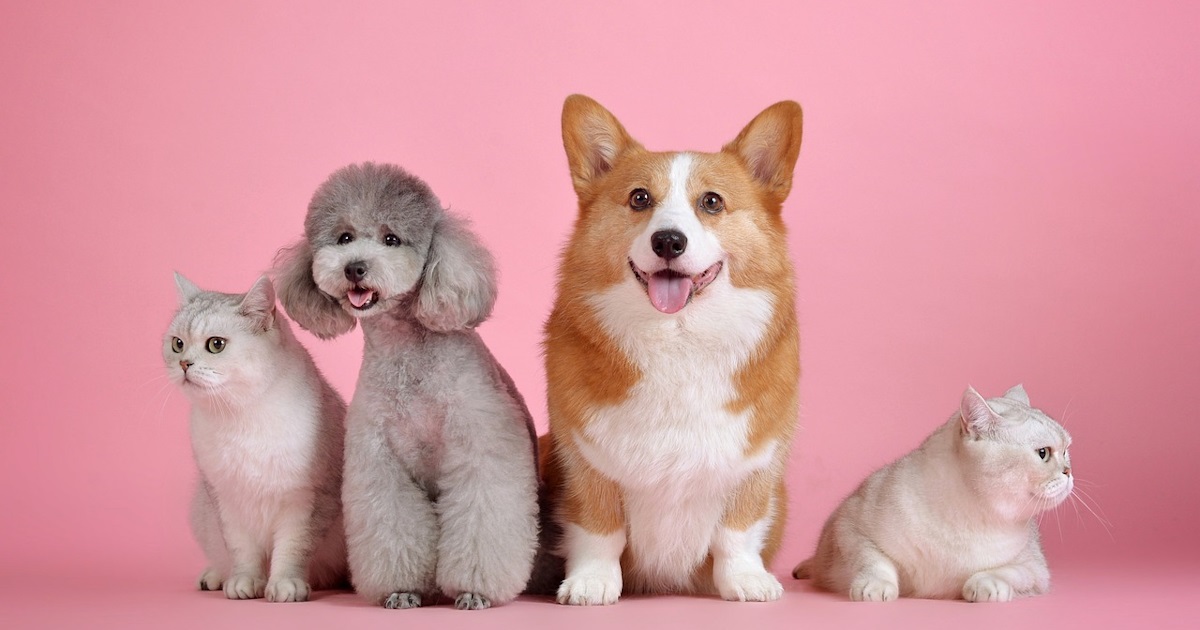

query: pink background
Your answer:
[2,1,1198,627]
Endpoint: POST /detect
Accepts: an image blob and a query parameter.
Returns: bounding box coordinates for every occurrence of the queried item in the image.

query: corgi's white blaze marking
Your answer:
[557,525,625,606]
[629,153,723,276]
[711,498,783,602]
[579,260,777,590]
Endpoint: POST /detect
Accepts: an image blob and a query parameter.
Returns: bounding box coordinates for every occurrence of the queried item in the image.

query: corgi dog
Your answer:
[541,95,803,604]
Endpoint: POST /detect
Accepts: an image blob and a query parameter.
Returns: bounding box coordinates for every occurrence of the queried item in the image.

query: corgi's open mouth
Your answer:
[347,287,379,311]
[630,260,723,314]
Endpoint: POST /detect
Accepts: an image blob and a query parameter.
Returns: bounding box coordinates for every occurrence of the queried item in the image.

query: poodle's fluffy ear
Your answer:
[415,213,497,332]
[272,239,356,339]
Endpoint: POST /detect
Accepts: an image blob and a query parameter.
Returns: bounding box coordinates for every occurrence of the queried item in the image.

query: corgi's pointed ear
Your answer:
[272,240,355,339]
[239,275,276,332]
[562,94,642,196]
[416,212,497,332]
[174,272,203,304]
[722,100,803,204]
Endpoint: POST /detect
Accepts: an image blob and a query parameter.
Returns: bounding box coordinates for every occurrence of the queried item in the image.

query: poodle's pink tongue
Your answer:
[648,273,693,314]
[348,289,375,308]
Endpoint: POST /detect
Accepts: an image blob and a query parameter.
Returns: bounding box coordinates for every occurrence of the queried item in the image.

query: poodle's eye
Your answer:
[337,233,354,245]
[629,188,653,211]
[171,337,184,353]
[205,337,227,354]
[1037,447,1052,462]
[383,234,401,247]
[700,192,725,214]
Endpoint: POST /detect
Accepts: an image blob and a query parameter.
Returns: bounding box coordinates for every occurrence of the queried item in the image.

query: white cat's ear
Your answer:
[174,272,203,304]
[239,275,276,332]
[1003,384,1030,405]
[960,386,1000,437]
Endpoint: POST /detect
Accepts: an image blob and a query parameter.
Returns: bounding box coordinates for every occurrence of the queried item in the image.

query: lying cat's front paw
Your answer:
[964,573,1014,603]
[849,575,898,602]
[716,570,784,602]
[265,577,311,603]
[223,573,266,600]
[197,567,223,591]
[556,573,622,606]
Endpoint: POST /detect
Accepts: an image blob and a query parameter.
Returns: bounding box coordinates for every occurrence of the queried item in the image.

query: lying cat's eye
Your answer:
[1037,447,1053,462]
[206,337,227,354]
[337,232,354,245]
[171,337,184,353]
[383,234,401,247]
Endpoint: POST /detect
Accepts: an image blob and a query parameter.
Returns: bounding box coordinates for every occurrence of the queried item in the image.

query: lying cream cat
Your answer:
[793,385,1072,602]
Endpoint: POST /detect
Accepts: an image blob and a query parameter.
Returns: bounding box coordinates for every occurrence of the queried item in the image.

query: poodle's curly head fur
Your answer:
[275,162,497,338]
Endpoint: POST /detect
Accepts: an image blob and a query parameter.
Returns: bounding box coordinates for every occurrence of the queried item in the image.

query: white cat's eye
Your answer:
[1037,447,1052,462]
[206,337,227,354]
[171,337,184,353]
[338,232,354,245]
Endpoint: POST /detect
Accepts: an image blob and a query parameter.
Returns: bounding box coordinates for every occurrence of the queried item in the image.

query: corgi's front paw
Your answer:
[265,576,311,602]
[964,572,1014,603]
[223,573,266,600]
[556,572,622,606]
[716,569,784,602]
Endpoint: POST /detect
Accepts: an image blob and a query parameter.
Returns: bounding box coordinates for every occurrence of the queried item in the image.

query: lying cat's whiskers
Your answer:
[1069,484,1115,541]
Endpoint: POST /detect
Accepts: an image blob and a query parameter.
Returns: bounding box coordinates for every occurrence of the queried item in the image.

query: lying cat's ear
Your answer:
[1002,384,1030,405]
[174,272,203,305]
[239,275,276,332]
[960,386,1000,437]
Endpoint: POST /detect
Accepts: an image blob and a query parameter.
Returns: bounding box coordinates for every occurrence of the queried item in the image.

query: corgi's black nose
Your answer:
[651,230,687,260]
[345,261,369,282]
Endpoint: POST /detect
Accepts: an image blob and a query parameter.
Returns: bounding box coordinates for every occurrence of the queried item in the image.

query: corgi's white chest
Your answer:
[579,277,776,585]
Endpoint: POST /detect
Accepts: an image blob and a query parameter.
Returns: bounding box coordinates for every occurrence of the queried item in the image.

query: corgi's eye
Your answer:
[384,234,401,247]
[629,188,653,211]
[171,337,184,353]
[700,192,725,214]
[338,233,354,245]
[1037,447,1052,462]
[206,337,227,354]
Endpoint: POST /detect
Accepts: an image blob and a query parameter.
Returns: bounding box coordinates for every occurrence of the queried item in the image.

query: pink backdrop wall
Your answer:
[2,0,1198,586]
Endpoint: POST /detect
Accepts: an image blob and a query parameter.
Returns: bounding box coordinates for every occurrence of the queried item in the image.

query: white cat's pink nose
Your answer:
[1062,466,1071,476]
[180,360,193,371]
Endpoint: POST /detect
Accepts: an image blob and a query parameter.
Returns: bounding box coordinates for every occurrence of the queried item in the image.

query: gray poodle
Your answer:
[275,162,539,610]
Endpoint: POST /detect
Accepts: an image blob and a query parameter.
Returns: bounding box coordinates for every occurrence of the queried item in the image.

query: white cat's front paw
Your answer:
[265,576,310,602]
[556,573,622,606]
[964,573,1014,603]
[850,575,898,602]
[223,573,266,600]
[197,567,223,591]
[716,570,784,602]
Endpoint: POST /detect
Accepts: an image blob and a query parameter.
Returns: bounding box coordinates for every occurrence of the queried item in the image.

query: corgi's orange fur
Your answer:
[542,95,802,604]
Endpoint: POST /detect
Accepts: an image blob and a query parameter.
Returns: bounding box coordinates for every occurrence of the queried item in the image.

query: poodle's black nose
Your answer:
[345,261,369,282]
[651,230,687,260]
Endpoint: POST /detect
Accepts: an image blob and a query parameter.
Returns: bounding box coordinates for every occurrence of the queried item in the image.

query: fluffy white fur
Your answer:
[166,273,347,602]
[793,385,1073,602]
[275,162,539,610]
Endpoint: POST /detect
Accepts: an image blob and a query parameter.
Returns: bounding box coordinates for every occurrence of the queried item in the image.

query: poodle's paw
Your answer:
[453,592,491,610]
[265,576,311,602]
[556,572,622,606]
[849,575,898,602]
[223,573,266,600]
[197,567,223,591]
[716,569,784,602]
[383,592,422,609]
[964,573,1014,603]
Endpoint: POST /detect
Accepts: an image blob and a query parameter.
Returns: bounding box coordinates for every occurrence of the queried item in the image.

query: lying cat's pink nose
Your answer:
[1062,467,1071,476]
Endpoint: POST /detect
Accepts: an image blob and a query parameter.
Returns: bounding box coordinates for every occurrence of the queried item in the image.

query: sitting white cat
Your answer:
[793,385,1072,602]
[165,273,348,602]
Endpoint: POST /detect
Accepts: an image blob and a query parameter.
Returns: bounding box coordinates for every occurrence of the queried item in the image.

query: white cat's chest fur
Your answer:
[579,277,776,584]
[190,379,320,540]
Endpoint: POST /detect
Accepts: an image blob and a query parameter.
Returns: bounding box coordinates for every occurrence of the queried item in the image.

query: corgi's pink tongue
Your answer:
[648,273,692,314]
[348,289,374,308]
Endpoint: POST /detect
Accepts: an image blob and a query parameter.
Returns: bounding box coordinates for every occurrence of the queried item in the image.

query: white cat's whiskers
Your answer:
[1068,483,1115,541]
